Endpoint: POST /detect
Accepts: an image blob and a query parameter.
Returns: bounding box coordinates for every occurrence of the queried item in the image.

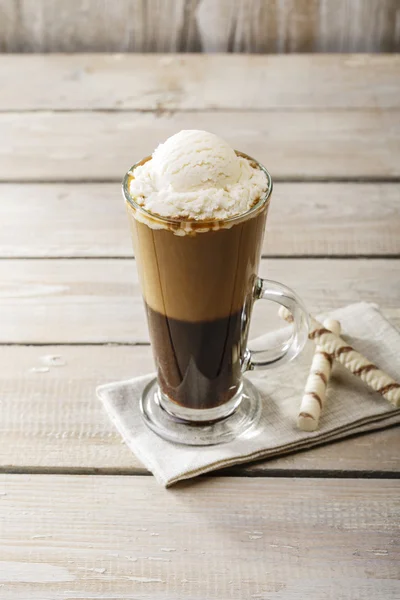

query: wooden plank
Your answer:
[316,0,400,52]
[2,110,400,181]
[0,258,398,344]
[0,0,399,54]
[197,0,319,54]
[2,182,399,257]
[199,0,400,54]
[1,54,400,110]
[0,344,398,475]
[0,475,399,598]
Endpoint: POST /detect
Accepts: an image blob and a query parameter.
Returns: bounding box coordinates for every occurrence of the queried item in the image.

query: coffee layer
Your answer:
[145,303,244,409]
[128,206,268,322]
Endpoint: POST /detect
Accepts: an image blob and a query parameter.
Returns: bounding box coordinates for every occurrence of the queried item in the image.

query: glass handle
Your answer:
[243,278,309,371]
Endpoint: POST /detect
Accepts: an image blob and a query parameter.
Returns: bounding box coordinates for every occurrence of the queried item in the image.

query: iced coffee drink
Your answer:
[123,130,308,444]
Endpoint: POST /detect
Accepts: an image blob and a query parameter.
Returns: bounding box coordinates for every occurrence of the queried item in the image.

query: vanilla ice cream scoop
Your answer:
[128,130,268,221]
[151,130,240,192]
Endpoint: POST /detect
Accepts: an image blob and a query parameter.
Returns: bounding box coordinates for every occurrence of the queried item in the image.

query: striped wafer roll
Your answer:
[279,307,400,408]
[308,315,400,408]
[297,318,341,431]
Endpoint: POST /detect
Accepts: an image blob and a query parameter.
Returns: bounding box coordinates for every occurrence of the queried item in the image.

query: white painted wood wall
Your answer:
[0,0,399,53]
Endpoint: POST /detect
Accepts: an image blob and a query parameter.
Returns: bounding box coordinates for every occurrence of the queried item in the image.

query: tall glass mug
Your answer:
[123,153,309,445]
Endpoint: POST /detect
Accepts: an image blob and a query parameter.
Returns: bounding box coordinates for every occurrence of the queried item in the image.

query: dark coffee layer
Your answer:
[145,303,245,410]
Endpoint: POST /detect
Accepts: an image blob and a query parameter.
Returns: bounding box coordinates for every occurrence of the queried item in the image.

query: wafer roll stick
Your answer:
[297,318,341,431]
[279,307,400,408]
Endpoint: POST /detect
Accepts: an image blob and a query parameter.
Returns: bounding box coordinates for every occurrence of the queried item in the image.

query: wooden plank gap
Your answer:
[3,106,400,114]
[2,177,400,184]
[1,254,399,260]
[0,465,398,479]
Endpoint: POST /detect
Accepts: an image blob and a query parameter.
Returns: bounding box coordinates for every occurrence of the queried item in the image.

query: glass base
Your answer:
[140,378,262,446]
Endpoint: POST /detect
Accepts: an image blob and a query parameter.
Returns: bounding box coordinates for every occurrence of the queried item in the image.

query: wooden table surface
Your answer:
[0,54,399,599]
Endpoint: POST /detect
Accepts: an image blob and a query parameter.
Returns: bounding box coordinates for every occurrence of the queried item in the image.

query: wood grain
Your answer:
[2,182,399,257]
[0,49,398,599]
[0,475,399,599]
[1,0,399,53]
[0,258,399,344]
[2,110,400,181]
[2,54,399,110]
[0,344,398,475]
[316,0,400,52]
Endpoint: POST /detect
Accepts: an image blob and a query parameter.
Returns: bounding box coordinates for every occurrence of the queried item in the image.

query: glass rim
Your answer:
[122,151,273,227]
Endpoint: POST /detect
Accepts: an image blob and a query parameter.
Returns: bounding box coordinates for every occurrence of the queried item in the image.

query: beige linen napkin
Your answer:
[97,303,400,487]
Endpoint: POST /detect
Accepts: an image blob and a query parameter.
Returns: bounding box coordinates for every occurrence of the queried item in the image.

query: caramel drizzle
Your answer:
[309,328,330,340]
[335,346,353,357]
[306,391,323,410]
[299,411,316,421]
[315,370,327,385]
[378,383,400,396]
[354,364,378,376]
[317,350,334,367]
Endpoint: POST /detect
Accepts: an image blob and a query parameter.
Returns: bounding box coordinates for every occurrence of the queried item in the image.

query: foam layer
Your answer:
[128,130,268,222]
